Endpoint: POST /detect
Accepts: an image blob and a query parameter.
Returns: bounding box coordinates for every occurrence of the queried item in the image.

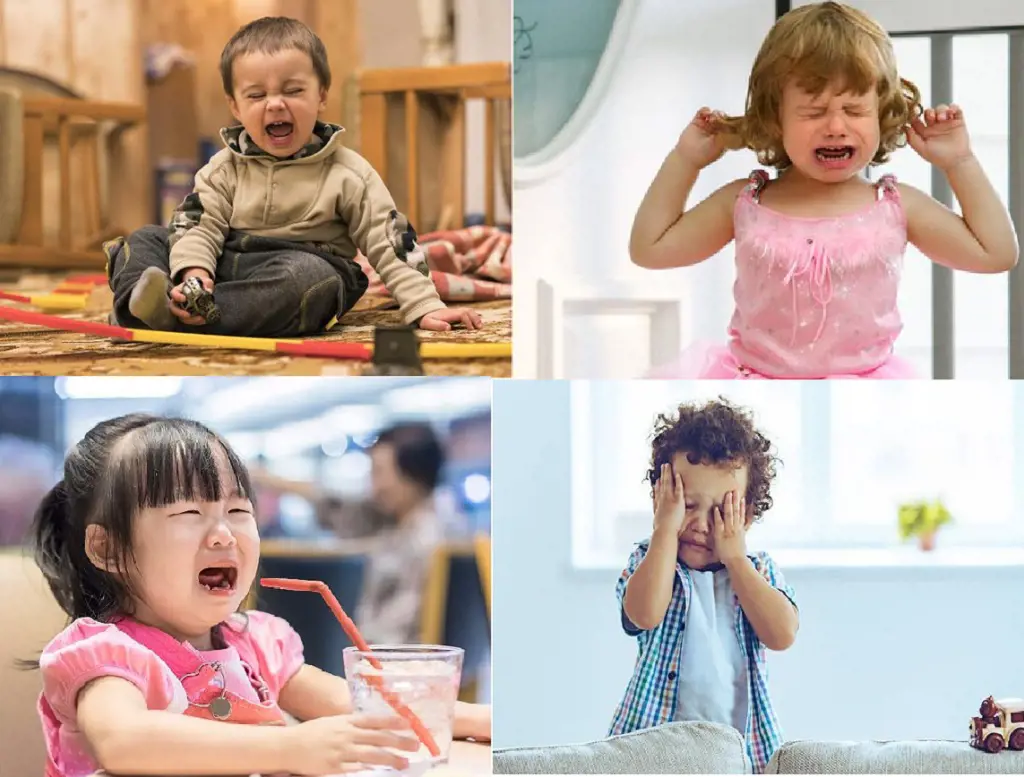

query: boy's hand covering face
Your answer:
[652,463,687,536]
[713,490,750,565]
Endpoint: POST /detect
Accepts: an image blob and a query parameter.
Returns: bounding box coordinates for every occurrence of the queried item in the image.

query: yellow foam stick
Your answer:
[134,330,282,351]
[134,332,510,359]
[27,294,90,311]
[130,328,509,358]
[415,342,511,359]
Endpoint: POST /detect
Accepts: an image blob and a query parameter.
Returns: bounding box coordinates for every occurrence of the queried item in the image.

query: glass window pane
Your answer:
[829,382,1013,531]
[952,34,1009,379]
[513,0,621,158]
[880,34,1011,378]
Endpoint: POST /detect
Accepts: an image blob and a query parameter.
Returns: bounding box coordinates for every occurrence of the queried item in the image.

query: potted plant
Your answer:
[898,499,952,551]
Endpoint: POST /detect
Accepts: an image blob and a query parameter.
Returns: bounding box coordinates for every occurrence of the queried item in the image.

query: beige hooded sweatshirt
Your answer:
[167,122,445,324]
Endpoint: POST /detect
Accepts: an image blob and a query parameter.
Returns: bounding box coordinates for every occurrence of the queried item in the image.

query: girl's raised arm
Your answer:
[900,172,1018,274]
[630,108,745,270]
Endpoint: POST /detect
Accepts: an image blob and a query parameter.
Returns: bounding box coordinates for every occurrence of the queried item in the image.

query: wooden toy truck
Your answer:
[970,696,1024,753]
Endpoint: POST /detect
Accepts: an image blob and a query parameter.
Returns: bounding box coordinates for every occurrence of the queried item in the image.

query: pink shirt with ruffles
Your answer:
[38,610,304,777]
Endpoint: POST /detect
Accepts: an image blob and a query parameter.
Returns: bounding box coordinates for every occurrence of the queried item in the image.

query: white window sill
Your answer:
[769,546,1024,570]
[570,545,1024,576]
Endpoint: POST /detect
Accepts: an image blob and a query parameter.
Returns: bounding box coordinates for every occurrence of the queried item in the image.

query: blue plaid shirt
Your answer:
[609,541,797,773]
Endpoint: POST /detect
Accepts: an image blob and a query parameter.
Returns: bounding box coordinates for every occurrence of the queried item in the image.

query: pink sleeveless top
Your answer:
[727,170,907,378]
[37,611,303,777]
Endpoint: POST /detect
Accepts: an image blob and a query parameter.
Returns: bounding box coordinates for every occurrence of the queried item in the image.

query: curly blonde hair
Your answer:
[717,1,921,169]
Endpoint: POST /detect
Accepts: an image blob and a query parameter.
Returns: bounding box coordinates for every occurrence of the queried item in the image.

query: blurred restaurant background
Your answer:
[0,375,492,702]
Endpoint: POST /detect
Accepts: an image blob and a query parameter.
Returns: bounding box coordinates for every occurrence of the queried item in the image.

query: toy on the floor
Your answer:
[969,696,1024,752]
[364,326,425,376]
[181,276,222,324]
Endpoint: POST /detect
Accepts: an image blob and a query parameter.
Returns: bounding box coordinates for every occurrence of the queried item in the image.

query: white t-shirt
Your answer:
[673,567,749,733]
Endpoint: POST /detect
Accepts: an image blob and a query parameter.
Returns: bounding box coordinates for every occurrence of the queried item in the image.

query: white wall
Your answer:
[512,0,775,378]
[792,0,1024,31]
[491,380,1024,748]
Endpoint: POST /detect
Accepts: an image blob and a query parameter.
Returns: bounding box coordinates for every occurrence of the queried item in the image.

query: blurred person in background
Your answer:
[359,422,447,644]
[249,469,394,540]
[251,422,453,644]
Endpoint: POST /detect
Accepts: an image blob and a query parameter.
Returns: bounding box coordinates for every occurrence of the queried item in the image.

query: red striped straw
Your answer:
[260,577,440,756]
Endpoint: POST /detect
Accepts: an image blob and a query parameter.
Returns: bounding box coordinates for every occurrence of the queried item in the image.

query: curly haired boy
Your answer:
[609,398,799,773]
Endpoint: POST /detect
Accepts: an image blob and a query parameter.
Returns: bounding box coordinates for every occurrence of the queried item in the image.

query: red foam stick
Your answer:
[260,577,441,756]
[0,291,32,304]
[274,340,371,359]
[0,304,133,337]
[65,274,107,284]
[0,303,374,361]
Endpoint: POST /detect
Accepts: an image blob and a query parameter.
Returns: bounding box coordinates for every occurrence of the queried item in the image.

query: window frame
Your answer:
[569,381,1024,570]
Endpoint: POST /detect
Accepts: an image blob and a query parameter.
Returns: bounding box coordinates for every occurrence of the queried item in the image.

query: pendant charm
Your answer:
[210,696,232,719]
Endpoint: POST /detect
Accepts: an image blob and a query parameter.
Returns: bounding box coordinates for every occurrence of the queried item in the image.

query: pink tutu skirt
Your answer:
[646,342,917,379]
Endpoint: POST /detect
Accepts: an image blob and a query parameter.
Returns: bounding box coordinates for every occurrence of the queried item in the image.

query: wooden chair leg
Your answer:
[360,93,387,180]
[441,95,465,230]
[405,90,420,229]
[77,131,108,251]
[58,116,71,251]
[484,98,496,226]
[16,114,44,246]
[83,134,100,242]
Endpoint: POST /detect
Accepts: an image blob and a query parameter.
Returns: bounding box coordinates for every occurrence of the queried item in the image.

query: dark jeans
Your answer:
[105,226,369,337]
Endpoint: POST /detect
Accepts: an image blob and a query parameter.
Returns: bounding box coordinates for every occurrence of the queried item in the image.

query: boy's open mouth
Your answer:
[265,121,294,141]
[198,565,238,592]
[815,145,854,161]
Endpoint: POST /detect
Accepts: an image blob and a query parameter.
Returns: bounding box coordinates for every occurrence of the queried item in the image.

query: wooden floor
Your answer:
[0,271,512,376]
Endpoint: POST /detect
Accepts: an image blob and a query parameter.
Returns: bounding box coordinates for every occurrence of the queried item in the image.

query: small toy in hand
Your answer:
[969,696,1024,753]
[181,276,221,324]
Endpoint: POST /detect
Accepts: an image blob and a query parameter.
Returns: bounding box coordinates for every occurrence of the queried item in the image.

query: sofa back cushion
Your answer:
[766,739,1024,774]
[493,721,748,774]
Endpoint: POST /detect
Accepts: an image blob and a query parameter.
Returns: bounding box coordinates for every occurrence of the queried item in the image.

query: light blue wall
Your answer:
[491,380,1024,748]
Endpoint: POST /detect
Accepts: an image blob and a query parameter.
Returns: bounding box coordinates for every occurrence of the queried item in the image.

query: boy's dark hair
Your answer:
[220,16,331,95]
[647,397,779,520]
[373,423,446,493]
[31,414,253,623]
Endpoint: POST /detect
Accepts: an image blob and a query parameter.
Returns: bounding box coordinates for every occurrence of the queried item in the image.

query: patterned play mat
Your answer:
[0,226,512,376]
[0,272,511,377]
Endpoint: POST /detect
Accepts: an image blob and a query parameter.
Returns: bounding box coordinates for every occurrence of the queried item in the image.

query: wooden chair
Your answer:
[352,62,511,232]
[420,543,490,702]
[473,533,491,619]
[0,68,145,270]
[0,550,68,776]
